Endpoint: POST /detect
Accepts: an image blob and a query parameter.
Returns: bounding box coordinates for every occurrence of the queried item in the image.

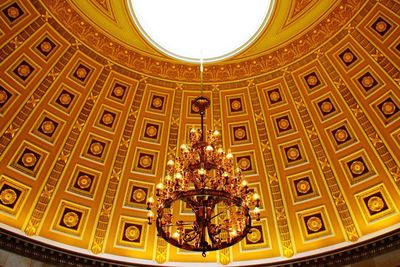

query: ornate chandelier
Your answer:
[146,92,260,257]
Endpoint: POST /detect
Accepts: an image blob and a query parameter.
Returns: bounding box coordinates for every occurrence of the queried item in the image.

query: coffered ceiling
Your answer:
[0,0,399,266]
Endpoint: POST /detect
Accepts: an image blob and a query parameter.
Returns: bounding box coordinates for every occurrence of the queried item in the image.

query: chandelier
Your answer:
[146,94,260,257]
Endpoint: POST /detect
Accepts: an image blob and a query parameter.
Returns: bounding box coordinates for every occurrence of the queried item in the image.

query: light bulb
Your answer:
[213,130,220,136]
[253,193,260,200]
[226,153,233,159]
[173,232,180,238]
[167,159,174,166]
[241,180,248,187]
[206,145,214,151]
[156,183,164,190]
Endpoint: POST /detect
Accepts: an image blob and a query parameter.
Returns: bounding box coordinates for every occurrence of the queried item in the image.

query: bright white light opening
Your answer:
[128,0,274,63]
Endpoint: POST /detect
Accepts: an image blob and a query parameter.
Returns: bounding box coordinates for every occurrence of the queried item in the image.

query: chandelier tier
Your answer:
[147,96,260,256]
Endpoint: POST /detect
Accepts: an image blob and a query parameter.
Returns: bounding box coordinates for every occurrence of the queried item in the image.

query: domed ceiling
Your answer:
[0,0,400,266]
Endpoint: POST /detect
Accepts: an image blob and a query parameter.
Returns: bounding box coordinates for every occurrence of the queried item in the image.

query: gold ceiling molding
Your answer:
[89,0,116,22]
[40,0,364,82]
[0,0,400,266]
[283,0,318,27]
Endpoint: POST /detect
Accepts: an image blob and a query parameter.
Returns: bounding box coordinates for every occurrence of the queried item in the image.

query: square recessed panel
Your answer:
[338,47,359,69]
[148,92,168,114]
[302,71,324,91]
[10,143,47,178]
[124,180,153,210]
[356,184,396,224]
[140,119,163,144]
[234,151,258,176]
[8,57,38,85]
[373,93,399,125]
[313,93,340,121]
[272,112,296,137]
[33,35,58,60]
[355,70,382,95]
[116,217,147,249]
[264,87,286,108]
[81,135,111,164]
[226,94,247,116]
[31,112,64,144]
[1,2,25,25]
[370,16,394,38]
[340,151,376,185]
[52,201,89,237]
[69,61,93,85]
[107,80,130,104]
[0,84,17,115]
[51,86,80,114]
[229,122,251,146]
[241,219,269,251]
[287,171,320,203]
[280,141,307,168]
[327,121,357,151]
[297,206,332,241]
[95,105,120,132]
[67,165,101,199]
[132,148,159,175]
[0,175,30,216]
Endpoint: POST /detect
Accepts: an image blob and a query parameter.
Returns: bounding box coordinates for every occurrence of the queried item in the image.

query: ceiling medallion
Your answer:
[128,0,274,63]
[147,92,260,256]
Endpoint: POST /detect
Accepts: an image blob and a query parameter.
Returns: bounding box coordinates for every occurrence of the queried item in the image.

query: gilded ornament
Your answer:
[238,158,251,171]
[132,188,146,202]
[22,152,37,167]
[191,103,200,113]
[0,188,17,205]
[59,93,72,105]
[17,64,31,77]
[321,101,333,113]
[296,180,311,194]
[102,113,114,125]
[286,147,300,160]
[342,52,354,63]
[124,225,140,241]
[306,216,322,232]
[7,6,19,18]
[334,129,348,142]
[375,21,387,33]
[278,118,290,130]
[269,91,280,102]
[90,142,103,155]
[361,76,374,88]
[40,41,52,53]
[0,90,8,104]
[231,100,242,111]
[139,155,152,168]
[247,227,261,243]
[41,120,55,134]
[145,125,158,137]
[350,160,365,175]
[381,102,395,115]
[234,128,246,140]
[367,196,384,212]
[113,86,124,97]
[75,67,87,79]
[63,211,79,228]
[152,97,163,108]
[77,175,92,189]
[306,75,318,86]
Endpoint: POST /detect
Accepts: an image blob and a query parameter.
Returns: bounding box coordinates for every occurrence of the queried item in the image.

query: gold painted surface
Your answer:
[0,0,399,265]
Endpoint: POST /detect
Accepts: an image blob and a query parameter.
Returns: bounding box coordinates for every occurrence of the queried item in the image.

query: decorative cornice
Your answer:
[1,227,400,267]
[39,0,364,82]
